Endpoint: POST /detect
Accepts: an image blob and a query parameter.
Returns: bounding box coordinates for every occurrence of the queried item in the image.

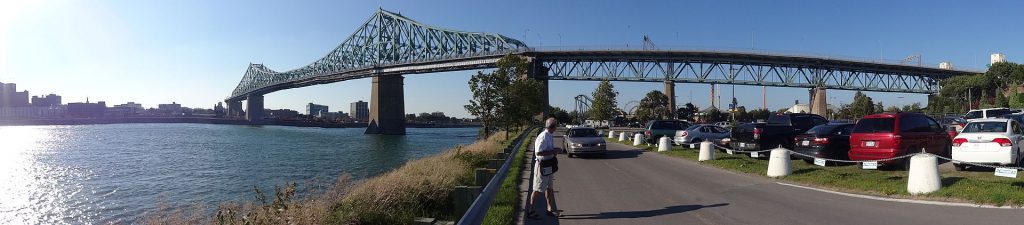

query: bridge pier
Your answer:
[809,87,827,117]
[664,80,676,119]
[530,64,550,121]
[365,75,406,135]
[227,100,243,118]
[246,94,264,123]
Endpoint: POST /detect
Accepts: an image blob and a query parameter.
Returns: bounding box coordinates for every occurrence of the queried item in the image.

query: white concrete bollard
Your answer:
[608,130,616,138]
[658,137,671,152]
[618,132,626,141]
[633,133,644,146]
[766,148,791,178]
[698,141,715,161]
[907,154,941,194]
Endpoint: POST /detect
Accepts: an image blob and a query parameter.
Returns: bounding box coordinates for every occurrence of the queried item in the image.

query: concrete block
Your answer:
[658,137,671,152]
[475,168,495,186]
[487,159,503,169]
[608,130,616,138]
[766,148,791,178]
[413,217,436,225]
[907,154,941,194]
[434,221,454,225]
[699,141,715,161]
[633,133,644,146]
[453,186,481,221]
[618,132,627,141]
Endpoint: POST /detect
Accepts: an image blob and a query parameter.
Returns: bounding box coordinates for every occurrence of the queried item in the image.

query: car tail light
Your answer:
[814,137,829,144]
[993,138,1013,147]
[645,130,651,137]
[893,135,901,146]
[681,131,689,137]
[952,138,967,147]
[753,128,763,139]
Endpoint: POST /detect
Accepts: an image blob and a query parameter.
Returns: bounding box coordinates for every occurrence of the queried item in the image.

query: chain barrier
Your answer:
[930,154,1024,171]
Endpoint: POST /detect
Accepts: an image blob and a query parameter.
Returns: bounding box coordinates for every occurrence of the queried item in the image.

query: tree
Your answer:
[849,91,875,118]
[551,107,571,125]
[635,90,671,122]
[464,55,543,138]
[995,91,1009,108]
[747,109,772,122]
[901,103,923,113]
[1010,86,1024,109]
[676,103,699,121]
[590,80,618,121]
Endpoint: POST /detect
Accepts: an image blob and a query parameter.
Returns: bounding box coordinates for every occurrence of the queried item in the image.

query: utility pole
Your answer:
[762,86,766,110]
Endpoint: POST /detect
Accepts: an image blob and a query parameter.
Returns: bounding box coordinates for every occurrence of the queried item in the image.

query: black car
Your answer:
[730,113,829,156]
[792,123,854,165]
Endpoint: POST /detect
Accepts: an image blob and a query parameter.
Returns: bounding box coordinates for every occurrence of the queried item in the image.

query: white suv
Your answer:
[964,108,1014,121]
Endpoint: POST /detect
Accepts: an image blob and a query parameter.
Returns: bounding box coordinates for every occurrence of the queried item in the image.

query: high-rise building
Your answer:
[306,103,329,116]
[350,100,369,122]
[31,94,62,107]
[0,82,30,108]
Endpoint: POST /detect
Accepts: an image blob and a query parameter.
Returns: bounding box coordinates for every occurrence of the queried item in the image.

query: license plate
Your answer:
[802,140,810,146]
[814,158,827,166]
[726,149,734,154]
[864,141,876,147]
[862,161,878,170]
[740,143,747,148]
[750,152,759,157]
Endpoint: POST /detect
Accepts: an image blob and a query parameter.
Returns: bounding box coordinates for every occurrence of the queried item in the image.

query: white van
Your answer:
[964,108,1014,120]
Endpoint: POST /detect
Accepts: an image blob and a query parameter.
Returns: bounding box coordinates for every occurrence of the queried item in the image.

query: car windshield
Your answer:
[806,125,835,134]
[685,125,701,130]
[988,109,1012,118]
[964,111,982,120]
[767,115,790,125]
[852,118,895,133]
[961,122,1007,133]
[567,129,599,137]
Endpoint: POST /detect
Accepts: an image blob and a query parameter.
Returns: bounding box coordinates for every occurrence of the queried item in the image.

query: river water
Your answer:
[0,123,479,224]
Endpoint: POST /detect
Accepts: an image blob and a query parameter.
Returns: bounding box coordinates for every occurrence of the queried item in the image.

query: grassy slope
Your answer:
[481,131,534,225]
[607,137,1024,207]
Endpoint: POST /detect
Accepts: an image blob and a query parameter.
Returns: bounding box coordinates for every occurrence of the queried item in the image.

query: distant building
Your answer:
[31,94,62,107]
[787,104,810,114]
[431,111,446,117]
[109,102,144,117]
[350,100,369,122]
[68,100,106,118]
[267,109,300,119]
[158,102,183,116]
[0,82,31,108]
[0,106,67,119]
[213,102,225,117]
[306,103,329,116]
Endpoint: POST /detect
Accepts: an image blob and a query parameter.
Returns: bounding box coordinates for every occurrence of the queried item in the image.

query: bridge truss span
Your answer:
[532,51,970,94]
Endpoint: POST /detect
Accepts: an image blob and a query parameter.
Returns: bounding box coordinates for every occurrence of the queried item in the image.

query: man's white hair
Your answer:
[545,117,557,128]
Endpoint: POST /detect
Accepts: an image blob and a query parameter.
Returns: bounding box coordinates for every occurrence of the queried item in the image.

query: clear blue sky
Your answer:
[2,0,1021,117]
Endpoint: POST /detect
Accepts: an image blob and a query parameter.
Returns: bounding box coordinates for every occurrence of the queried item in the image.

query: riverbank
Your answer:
[143,129,517,224]
[0,117,480,128]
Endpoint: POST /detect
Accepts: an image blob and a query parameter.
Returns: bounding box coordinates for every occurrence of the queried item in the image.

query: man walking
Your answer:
[528,117,562,219]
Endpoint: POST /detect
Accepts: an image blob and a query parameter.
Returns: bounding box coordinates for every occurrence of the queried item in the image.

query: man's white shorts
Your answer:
[532,160,553,192]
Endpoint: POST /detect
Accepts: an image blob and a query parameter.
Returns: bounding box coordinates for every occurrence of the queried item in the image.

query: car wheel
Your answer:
[802,158,814,164]
[568,153,574,158]
[954,163,966,171]
[901,158,913,171]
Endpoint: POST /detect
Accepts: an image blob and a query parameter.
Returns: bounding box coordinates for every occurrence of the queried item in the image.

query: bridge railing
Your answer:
[457,126,536,225]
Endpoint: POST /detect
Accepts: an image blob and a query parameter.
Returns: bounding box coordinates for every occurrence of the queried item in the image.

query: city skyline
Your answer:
[3,0,1023,118]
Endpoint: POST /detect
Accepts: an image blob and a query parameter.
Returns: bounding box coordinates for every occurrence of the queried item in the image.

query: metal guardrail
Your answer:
[457,127,537,225]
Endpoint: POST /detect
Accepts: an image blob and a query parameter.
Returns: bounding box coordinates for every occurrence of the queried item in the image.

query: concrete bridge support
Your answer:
[665,80,676,119]
[530,64,550,121]
[246,94,264,123]
[366,75,406,135]
[809,87,828,117]
[227,100,243,118]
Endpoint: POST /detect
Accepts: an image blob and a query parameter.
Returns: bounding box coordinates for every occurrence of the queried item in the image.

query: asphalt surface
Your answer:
[518,130,1024,225]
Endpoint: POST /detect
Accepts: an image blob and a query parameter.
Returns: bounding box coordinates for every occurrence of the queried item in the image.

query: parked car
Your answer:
[673,124,730,145]
[964,108,1013,120]
[951,118,1024,170]
[562,127,607,158]
[730,113,828,156]
[848,112,952,170]
[939,116,967,132]
[1000,113,1024,125]
[644,120,691,144]
[714,121,733,129]
[793,123,854,165]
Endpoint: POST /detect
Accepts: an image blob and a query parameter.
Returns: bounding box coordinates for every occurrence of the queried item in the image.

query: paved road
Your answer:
[518,130,1024,225]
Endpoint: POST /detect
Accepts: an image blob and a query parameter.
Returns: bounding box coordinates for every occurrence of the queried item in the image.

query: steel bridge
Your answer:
[227,8,975,134]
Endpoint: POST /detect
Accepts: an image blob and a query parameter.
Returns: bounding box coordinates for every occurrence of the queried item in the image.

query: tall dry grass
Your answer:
[143,130,512,225]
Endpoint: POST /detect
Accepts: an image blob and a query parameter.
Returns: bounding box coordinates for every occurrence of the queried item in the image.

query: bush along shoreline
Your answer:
[144,130,521,225]
[606,137,1024,207]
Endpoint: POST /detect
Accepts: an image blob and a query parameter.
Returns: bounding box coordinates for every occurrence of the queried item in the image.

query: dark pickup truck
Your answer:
[730,113,828,155]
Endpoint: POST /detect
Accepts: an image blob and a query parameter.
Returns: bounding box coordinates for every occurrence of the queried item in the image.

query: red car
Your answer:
[848,112,952,169]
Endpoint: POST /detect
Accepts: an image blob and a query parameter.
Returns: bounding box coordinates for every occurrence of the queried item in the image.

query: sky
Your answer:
[1,0,1022,118]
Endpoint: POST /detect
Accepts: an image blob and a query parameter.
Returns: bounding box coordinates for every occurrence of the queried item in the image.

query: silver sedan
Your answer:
[563,127,608,158]
[673,124,731,145]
